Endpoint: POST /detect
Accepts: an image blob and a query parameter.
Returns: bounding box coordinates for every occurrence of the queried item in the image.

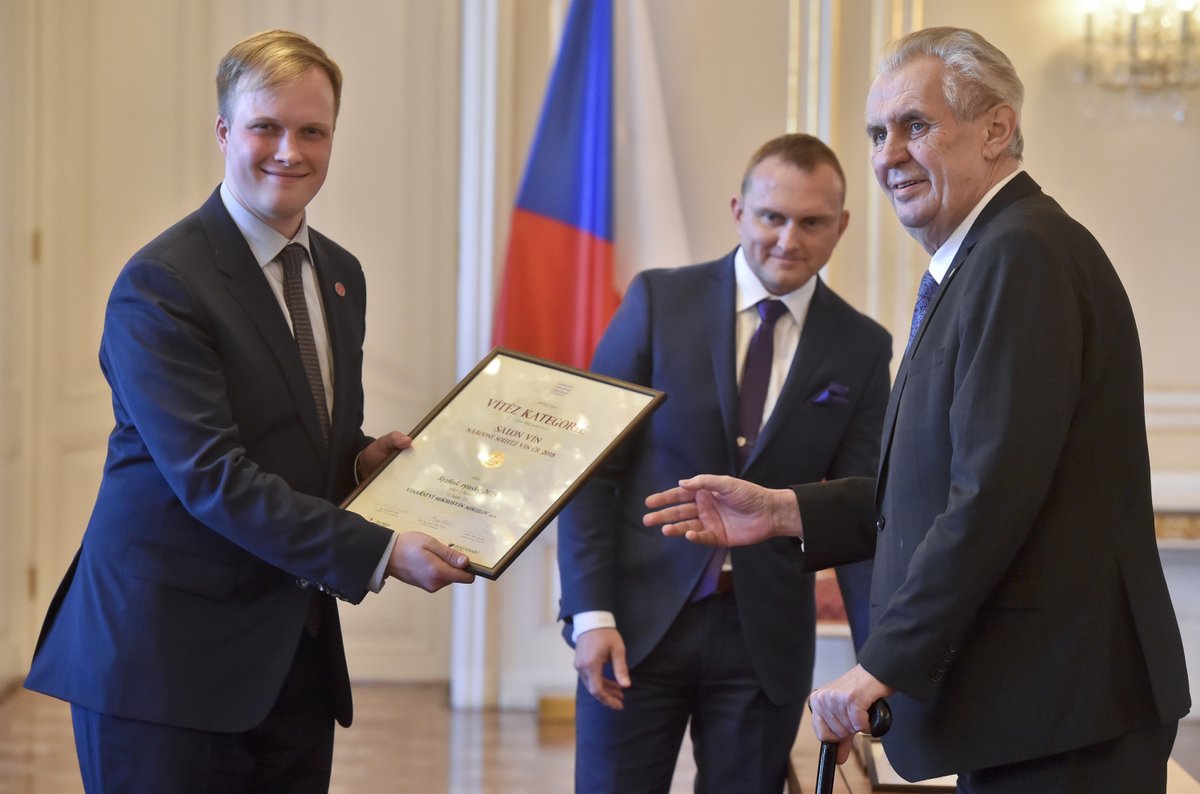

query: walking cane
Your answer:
[814,699,891,794]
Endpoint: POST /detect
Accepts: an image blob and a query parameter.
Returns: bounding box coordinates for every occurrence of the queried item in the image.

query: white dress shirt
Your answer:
[928,168,1023,284]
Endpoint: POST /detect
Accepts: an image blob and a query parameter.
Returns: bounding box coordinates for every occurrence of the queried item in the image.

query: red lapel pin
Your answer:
[335,282,346,297]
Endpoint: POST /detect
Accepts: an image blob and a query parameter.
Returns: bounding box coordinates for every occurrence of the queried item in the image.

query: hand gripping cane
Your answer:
[815,699,891,794]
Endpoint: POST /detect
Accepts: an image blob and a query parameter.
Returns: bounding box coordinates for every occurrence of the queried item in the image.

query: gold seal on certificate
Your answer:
[342,348,665,578]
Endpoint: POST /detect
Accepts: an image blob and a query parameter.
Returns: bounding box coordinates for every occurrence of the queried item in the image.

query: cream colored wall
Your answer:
[619,0,1200,503]
[641,0,794,262]
[482,0,1200,709]
[0,0,1194,695]
[1,0,461,681]
[500,0,1200,487]
[0,0,35,687]
[480,0,802,709]
[914,0,1200,506]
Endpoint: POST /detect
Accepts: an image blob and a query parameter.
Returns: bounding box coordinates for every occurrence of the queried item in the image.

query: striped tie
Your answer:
[280,244,332,448]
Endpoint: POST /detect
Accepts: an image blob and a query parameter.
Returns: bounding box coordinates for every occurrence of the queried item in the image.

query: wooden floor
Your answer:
[0,682,696,793]
[1,682,1197,793]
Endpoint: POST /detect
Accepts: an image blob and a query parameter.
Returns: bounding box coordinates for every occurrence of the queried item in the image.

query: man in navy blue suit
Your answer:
[25,29,474,793]
[557,134,892,793]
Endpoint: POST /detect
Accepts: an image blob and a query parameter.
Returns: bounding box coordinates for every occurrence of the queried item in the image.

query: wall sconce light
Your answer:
[1082,0,1198,90]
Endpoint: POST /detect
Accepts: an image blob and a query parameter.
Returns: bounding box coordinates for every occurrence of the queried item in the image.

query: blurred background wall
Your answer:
[0,0,1195,714]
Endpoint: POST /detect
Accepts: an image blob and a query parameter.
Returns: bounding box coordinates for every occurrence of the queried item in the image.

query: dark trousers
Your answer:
[833,559,873,653]
[956,719,1179,794]
[574,593,804,794]
[71,630,336,794]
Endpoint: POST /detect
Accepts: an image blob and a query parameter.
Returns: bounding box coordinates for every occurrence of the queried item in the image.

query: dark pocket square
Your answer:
[808,382,850,405]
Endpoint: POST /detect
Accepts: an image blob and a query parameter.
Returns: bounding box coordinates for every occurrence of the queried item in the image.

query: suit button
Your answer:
[876,515,886,532]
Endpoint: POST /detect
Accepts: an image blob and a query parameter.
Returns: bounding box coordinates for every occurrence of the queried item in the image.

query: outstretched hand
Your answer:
[642,475,802,547]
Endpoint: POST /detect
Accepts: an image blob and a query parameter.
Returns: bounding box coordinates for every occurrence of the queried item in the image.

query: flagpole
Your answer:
[452,0,505,710]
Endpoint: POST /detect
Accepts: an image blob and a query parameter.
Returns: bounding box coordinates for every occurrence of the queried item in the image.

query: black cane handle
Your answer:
[815,699,891,794]
[867,699,892,736]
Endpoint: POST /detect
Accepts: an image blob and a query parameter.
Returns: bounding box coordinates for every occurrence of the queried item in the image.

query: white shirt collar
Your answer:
[733,247,818,324]
[929,168,1023,283]
[219,182,312,267]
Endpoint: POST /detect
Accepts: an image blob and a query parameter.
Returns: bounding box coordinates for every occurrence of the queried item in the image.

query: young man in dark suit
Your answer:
[646,27,1190,794]
[558,133,892,793]
[25,29,474,793]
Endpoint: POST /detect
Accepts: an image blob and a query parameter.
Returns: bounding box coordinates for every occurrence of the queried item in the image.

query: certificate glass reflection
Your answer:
[343,349,663,578]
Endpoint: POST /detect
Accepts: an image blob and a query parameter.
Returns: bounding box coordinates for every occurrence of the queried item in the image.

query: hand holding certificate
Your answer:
[343,349,664,578]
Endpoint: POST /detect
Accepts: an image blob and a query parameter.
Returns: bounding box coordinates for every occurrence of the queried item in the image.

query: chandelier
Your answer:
[1083,0,1199,90]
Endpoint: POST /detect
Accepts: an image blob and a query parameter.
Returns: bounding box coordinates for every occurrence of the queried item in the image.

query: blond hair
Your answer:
[216,29,343,124]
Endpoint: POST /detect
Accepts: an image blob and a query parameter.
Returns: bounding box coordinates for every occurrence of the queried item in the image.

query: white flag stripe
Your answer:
[613,0,691,291]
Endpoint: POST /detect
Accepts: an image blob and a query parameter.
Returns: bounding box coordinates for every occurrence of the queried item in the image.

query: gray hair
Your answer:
[878,27,1024,160]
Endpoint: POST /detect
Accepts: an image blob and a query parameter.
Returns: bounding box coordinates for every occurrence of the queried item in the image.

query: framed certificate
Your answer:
[342,348,665,578]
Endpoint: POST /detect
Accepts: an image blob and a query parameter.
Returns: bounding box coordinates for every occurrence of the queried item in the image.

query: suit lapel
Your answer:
[874,172,1044,497]
[704,254,740,468]
[199,191,331,467]
[904,173,1042,361]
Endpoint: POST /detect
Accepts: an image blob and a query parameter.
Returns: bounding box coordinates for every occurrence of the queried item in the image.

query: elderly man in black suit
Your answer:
[645,26,1190,794]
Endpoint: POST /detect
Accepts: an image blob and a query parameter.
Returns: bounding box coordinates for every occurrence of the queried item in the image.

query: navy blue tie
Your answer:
[906,271,938,354]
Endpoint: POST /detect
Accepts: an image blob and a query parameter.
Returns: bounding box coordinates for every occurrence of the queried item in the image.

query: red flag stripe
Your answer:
[492,209,618,368]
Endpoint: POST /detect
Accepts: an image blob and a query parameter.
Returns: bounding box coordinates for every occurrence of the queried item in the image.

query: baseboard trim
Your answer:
[537,694,574,724]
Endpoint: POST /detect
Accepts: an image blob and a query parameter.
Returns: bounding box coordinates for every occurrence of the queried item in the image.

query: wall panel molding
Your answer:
[1153,472,1200,513]
[1146,389,1200,430]
[0,0,36,682]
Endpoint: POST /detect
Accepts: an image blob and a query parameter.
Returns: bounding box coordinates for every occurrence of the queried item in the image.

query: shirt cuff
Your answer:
[368,532,398,593]
[571,610,616,643]
[354,448,368,484]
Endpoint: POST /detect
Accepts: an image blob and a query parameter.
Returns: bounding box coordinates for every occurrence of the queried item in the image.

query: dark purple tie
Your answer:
[906,271,938,354]
[689,299,788,603]
[280,244,332,448]
[736,299,788,470]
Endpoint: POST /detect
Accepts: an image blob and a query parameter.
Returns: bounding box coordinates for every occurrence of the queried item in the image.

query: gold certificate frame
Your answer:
[342,348,665,579]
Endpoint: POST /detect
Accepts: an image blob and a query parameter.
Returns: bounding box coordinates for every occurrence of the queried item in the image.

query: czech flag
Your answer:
[491,0,617,370]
